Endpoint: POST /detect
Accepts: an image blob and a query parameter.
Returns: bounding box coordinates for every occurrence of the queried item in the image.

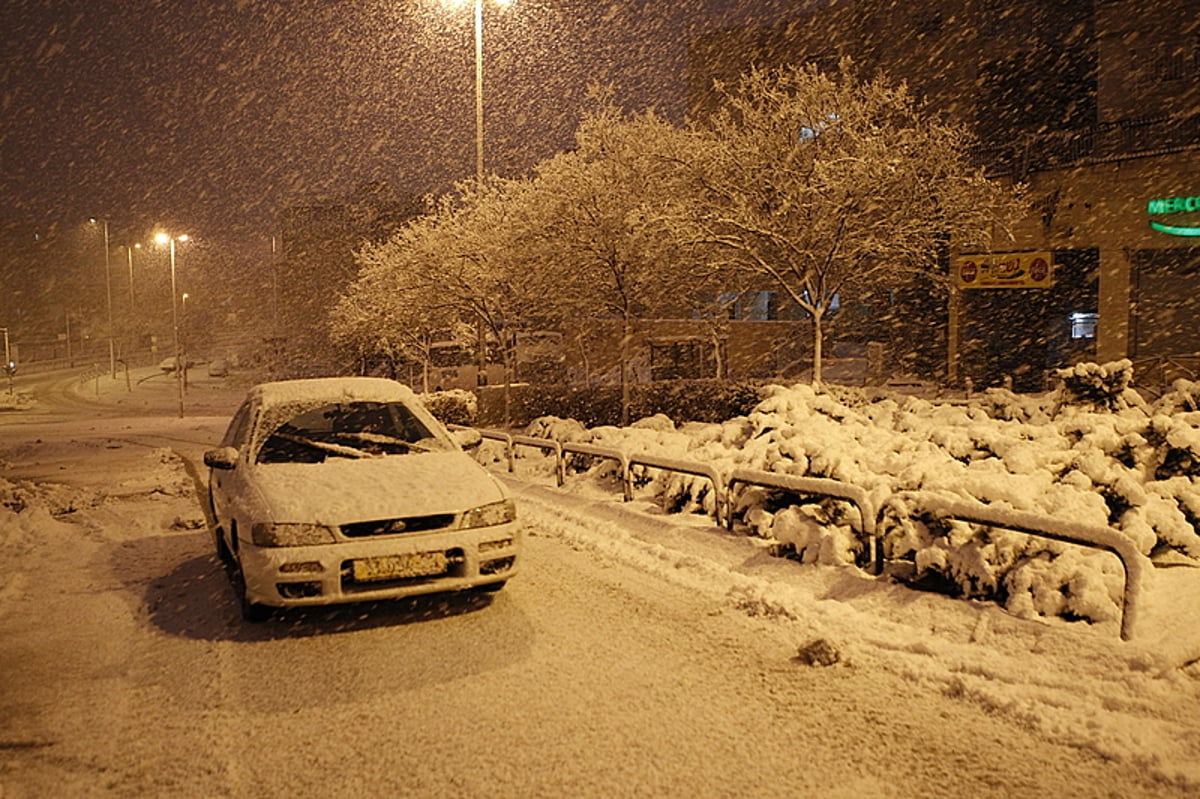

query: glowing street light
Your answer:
[154,231,189,418]
[448,0,513,179]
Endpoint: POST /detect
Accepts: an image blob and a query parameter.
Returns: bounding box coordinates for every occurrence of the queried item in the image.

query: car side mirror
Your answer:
[204,446,240,470]
[451,428,483,452]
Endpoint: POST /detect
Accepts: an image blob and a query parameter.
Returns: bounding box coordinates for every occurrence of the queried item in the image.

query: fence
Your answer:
[466,425,1151,640]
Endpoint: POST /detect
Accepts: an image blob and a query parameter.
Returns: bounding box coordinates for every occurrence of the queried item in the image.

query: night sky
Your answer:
[1,0,800,241]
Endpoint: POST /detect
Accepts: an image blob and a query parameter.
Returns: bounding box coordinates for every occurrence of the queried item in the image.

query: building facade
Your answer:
[688,0,1200,391]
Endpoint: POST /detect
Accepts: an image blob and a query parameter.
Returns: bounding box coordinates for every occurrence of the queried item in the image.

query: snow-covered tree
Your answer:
[423,174,562,421]
[681,61,1024,385]
[331,218,458,392]
[334,174,558,417]
[524,93,712,423]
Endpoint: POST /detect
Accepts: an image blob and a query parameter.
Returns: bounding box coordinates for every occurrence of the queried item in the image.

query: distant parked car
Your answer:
[207,358,229,377]
[204,377,519,621]
[158,355,196,373]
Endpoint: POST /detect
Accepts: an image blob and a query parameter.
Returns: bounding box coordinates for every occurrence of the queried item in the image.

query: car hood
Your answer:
[251,450,505,525]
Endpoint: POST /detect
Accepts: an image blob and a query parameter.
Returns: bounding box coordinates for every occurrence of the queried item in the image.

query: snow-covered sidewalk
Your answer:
[503,474,1200,785]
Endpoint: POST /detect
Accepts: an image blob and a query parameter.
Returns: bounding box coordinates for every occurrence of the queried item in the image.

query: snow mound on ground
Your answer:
[0,477,92,604]
[114,447,196,498]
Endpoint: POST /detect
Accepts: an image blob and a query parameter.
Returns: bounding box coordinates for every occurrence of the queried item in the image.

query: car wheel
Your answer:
[213,525,233,564]
[209,488,232,563]
[241,594,272,623]
[232,558,271,622]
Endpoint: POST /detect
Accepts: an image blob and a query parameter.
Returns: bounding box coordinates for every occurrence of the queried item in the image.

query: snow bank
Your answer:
[506,362,1200,627]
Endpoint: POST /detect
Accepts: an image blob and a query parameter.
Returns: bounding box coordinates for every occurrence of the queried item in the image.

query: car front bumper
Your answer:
[239,522,521,608]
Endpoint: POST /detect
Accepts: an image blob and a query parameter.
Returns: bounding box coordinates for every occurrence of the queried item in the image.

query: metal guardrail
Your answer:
[889,493,1149,641]
[451,425,518,475]
[467,425,1150,639]
[515,435,564,486]
[628,452,725,516]
[452,425,569,486]
[727,468,882,574]
[561,442,627,496]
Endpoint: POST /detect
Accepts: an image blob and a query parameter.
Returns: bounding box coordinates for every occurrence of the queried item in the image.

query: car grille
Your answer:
[340,514,456,538]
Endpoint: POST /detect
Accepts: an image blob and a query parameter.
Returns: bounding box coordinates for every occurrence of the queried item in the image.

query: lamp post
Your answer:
[90,219,116,378]
[125,243,140,310]
[451,0,510,385]
[154,231,189,418]
[451,0,512,179]
[122,243,141,367]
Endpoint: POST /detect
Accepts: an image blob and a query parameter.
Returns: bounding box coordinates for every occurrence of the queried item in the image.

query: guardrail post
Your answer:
[725,468,880,574]
[891,492,1148,641]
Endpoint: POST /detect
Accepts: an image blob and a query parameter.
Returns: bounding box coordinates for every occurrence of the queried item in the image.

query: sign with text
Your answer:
[954,252,1053,289]
[1148,194,1200,237]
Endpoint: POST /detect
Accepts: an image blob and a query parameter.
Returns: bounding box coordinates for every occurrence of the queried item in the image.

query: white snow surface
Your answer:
[2,368,1200,791]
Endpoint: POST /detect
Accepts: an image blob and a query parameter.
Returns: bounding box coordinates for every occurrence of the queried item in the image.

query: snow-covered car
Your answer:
[204,377,519,621]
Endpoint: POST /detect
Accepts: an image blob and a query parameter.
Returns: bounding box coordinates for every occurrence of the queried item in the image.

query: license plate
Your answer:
[353,551,448,582]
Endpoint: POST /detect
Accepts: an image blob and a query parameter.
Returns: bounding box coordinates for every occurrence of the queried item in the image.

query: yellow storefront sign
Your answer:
[954,252,1053,289]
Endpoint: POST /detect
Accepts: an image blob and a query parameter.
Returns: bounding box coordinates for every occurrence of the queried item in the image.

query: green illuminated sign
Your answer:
[1148,194,1200,237]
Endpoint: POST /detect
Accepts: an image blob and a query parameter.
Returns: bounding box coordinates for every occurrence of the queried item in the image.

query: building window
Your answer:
[1070,312,1098,339]
[738,291,772,320]
[703,291,775,321]
[1154,45,1187,81]
[801,290,841,311]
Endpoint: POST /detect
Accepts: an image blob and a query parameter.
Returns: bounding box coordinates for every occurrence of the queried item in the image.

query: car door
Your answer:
[210,399,256,548]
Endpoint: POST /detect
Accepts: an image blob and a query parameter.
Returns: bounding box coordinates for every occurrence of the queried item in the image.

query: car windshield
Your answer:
[255,401,451,464]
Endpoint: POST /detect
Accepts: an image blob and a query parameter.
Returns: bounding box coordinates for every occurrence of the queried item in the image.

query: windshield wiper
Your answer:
[275,432,374,459]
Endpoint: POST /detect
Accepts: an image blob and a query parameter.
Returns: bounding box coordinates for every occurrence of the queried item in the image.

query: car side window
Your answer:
[221,402,254,449]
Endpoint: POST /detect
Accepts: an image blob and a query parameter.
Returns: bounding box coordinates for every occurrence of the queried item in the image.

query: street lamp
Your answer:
[449,0,513,179]
[90,218,116,378]
[154,231,189,418]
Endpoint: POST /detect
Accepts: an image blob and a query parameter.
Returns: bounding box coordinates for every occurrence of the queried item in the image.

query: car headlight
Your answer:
[460,498,516,530]
[250,522,338,547]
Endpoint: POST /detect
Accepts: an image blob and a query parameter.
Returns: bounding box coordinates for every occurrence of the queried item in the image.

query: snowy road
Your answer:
[1,370,1197,797]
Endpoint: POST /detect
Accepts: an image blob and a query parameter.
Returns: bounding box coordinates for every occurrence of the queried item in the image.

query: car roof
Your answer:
[248,377,419,410]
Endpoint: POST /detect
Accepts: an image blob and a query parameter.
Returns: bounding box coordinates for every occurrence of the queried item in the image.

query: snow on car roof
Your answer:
[248,377,419,409]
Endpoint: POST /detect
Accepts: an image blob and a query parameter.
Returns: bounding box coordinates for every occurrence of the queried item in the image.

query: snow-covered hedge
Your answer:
[421,389,478,426]
[472,379,764,428]
[516,361,1200,626]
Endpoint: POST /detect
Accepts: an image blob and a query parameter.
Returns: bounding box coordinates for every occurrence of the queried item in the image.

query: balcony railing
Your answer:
[973,114,1200,176]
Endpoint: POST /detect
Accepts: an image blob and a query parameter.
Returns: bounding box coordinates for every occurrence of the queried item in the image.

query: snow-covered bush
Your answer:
[1054,359,1145,414]
[0,391,34,412]
[528,362,1200,626]
[477,379,765,428]
[421,389,477,426]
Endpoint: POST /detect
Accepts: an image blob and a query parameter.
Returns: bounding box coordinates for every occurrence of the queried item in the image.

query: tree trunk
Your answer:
[501,345,514,427]
[811,309,824,388]
[620,318,632,426]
